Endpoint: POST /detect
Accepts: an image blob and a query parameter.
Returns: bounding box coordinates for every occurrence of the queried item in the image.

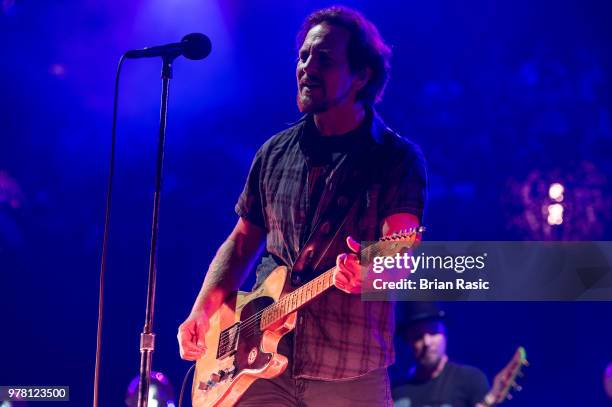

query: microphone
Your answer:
[125,33,212,60]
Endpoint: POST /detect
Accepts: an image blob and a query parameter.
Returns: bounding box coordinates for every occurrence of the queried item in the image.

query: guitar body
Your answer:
[190,229,423,406]
[191,266,296,407]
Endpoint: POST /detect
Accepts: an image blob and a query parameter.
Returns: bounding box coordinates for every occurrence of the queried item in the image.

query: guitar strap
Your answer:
[289,138,382,286]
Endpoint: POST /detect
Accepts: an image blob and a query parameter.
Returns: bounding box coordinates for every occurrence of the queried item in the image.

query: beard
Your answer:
[296,84,354,113]
[296,90,328,113]
[417,348,443,369]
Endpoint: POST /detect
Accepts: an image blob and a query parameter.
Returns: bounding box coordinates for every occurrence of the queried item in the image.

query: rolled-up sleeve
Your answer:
[379,141,428,223]
[235,147,266,229]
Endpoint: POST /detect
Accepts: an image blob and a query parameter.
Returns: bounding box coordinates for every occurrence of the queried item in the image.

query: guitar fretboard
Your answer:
[259,267,335,329]
[258,226,422,330]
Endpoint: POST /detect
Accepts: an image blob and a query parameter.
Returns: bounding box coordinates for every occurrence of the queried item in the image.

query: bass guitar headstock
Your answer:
[484,346,528,405]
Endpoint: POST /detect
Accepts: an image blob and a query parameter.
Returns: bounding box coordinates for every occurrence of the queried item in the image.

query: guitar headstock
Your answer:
[485,346,528,405]
[362,226,426,259]
[378,226,426,242]
[366,226,426,258]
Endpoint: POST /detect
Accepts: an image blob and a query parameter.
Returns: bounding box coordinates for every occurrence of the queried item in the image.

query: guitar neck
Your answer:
[259,266,335,330]
[481,346,528,406]
[258,240,389,330]
[258,228,421,331]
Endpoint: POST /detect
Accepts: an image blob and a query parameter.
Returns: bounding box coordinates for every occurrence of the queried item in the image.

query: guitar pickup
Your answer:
[216,322,240,359]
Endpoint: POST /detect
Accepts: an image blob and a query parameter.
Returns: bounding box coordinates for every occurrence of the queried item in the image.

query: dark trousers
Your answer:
[237,334,392,407]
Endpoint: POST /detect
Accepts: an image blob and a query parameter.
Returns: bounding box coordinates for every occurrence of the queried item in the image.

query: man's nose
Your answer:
[302,55,317,75]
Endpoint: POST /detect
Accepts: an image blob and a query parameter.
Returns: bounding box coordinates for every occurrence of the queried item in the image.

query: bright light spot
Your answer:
[549,182,564,202]
[547,203,564,225]
[49,63,66,78]
[148,385,159,407]
[605,362,612,398]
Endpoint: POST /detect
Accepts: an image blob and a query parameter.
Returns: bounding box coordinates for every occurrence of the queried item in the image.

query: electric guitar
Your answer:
[191,228,423,406]
[481,346,528,406]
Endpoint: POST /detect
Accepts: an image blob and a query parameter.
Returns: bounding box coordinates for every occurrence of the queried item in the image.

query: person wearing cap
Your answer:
[393,302,490,407]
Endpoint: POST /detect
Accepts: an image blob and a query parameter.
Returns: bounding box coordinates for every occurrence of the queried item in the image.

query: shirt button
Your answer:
[306,247,314,260]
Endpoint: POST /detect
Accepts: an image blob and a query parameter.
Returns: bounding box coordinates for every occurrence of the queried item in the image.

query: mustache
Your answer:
[300,75,322,87]
[417,346,437,359]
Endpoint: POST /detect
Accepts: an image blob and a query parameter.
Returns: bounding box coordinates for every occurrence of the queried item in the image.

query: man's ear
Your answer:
[353,67,372,92]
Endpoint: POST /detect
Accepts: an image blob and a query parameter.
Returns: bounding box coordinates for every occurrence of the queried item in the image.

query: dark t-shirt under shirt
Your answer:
[300,115,368,241]
[392,362,490,407]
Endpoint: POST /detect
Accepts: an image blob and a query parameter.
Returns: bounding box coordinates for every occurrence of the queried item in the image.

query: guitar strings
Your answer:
[218,257,353,346]
[215,237,411,350]
[218,257,347,344]
[215,235,415,350]
[216,238,407,350]
[217,268,334,349]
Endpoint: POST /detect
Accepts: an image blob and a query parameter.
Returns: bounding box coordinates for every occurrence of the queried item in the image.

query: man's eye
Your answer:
[319,55,333,66]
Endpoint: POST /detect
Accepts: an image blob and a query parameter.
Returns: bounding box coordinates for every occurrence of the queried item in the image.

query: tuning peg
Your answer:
[506,394,513,401]
[512,383,523,392]
[517,371,525,378]
[523,360,530,367]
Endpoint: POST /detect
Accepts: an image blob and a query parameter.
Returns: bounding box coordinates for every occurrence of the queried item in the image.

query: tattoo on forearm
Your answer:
[193,235,263,314]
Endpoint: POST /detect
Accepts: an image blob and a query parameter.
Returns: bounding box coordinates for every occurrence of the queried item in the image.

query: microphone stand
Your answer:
[137,55,175,407]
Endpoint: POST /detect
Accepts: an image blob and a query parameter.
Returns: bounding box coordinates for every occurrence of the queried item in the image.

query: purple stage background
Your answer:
[1,0,611,405]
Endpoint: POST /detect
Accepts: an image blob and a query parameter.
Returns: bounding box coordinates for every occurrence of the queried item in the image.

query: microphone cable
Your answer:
[93,53,127,407]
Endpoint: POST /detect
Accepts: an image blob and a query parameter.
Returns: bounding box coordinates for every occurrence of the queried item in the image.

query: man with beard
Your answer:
[393,303,490,407]
[178,6,427,406]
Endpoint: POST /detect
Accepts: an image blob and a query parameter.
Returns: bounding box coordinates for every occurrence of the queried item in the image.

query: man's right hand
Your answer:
[177,311,210,361]
[177,218,266,361]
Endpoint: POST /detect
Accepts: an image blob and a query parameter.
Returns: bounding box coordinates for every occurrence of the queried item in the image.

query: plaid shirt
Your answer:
[235,109,427,380]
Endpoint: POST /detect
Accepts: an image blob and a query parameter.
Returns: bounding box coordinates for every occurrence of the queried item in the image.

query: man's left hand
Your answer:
[333,236,362,294]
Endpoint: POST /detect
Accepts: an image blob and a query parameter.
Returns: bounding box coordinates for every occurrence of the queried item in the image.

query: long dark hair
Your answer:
[296,5,392,105]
